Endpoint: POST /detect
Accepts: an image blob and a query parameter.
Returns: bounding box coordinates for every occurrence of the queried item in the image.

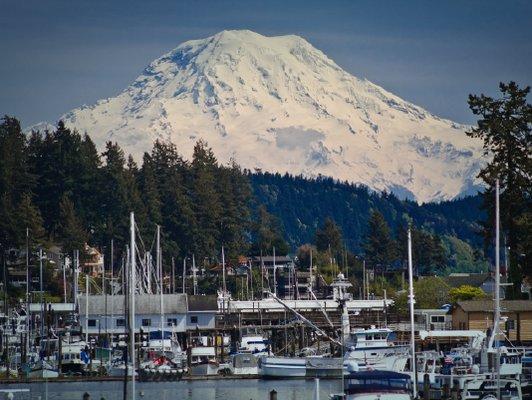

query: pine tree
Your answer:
[58,194,88,254]
[16,193,46,246]
[364,210,396,270]
[191,140,222,259]
[250,205,289,255]
[315,217,343,255]
[98,141,130,244]
[467,82,532,292]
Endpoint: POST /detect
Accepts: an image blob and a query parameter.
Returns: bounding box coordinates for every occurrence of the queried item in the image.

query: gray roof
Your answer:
[445,273,491,288]
[79,294,187,315]
[188,295,218,312]
[456,300,532,313]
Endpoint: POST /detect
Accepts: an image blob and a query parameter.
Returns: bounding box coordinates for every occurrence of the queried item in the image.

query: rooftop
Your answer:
[456,300,532,313]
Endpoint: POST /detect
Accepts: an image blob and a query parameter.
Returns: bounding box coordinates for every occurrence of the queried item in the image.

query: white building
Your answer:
[78,294,217,335]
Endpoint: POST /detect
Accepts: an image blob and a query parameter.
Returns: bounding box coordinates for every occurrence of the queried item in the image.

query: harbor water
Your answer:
[2,379,343,400]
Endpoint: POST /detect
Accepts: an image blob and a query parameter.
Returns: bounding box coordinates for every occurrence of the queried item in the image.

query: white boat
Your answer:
[28,360,59,379]
[260,356,307,378]
[59,339,89,374]
[344,327,409,372]
[218,353,260,376]
[238,334,269,356]
[143,330,186,369]
[108,363,137,377]
[460,377,522,400]
[189,346,219,375]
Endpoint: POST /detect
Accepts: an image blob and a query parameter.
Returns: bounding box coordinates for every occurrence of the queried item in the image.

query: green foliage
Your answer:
[250,205,289,256]
[364,210,396,270]
[442,235,489,274]
[393,276,451,315]
[449,285,487,303]
[315,217,343,254]
[58,194,88,254]
[467,82,532,294]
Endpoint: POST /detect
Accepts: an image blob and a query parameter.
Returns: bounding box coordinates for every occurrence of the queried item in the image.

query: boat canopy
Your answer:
[148,330,173,340]
[345,370,410,380]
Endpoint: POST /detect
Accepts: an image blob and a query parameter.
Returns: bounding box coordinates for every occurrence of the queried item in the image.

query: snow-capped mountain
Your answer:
[32,30,484,203]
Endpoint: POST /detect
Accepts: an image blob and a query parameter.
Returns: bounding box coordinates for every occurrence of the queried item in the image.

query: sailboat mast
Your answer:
[130,212,136,400]
[273,246,277,296]
[25,227,30,356]
[85,273,89,344]
[157,225,164,355]
[39,248,44,337]
[192,254,197,295]
[407,226,417,399]
[494,179,501,398]
[222,246,226,294]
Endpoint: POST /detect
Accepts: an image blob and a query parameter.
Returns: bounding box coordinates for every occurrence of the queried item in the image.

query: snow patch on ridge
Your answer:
[27,29,485,202]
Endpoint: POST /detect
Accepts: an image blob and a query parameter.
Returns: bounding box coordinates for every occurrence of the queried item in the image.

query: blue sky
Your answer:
[1,0,530,126]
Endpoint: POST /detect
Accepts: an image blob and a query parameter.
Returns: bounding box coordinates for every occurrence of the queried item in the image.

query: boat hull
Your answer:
[260,357,307,378]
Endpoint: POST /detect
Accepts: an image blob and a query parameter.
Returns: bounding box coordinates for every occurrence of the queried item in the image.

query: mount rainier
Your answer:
[31,30,484,203]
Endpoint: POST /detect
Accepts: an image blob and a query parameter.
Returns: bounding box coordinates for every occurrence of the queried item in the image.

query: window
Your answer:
[116,318,125,327]
[141,318,152,327]
[189,315,198,324]
[431,315,445,323]
[167,318,178,327]
[88,319,97,327]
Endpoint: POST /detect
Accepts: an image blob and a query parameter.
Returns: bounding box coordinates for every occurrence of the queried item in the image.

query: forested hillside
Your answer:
[250,172,485,250]
[0,116,488,276]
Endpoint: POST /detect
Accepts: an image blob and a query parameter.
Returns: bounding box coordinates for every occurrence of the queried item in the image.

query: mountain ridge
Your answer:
[28,29,485,203]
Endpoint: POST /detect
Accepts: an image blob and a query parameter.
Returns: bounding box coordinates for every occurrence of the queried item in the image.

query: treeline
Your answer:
[0,117,287,267]
[250,172,488,274]
[0,116,489,276]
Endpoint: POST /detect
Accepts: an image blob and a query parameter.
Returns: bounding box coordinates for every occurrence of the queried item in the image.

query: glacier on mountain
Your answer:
[29,30,485,203]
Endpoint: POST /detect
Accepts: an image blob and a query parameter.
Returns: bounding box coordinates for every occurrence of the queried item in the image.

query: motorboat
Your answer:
[189,346,219,375]
[28,360,59,379]
[218,353,260,376]
[238,334,269,356]
[260,356,307,378]
[344,327,409,371]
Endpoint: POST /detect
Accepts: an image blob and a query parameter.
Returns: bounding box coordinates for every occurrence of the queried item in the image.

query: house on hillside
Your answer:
[83,244,104,277]
[452,300,532,344]
[445,273,507,299]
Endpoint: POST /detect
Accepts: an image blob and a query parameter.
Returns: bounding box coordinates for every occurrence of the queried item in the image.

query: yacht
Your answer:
[344,327,409,371]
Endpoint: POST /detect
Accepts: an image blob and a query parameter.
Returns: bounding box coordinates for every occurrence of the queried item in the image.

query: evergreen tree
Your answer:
[216,161,252,260]
[466,82,532,291]
[364,210,396,270]
[16,192,46,246]
[250,205,289,255]
[58,194,87,254]
[315,217,343,255]
[98,141,130,244]
[147,140,195,259]
[191,140,222,259]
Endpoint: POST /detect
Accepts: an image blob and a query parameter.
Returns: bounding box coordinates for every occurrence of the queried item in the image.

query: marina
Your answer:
[1,6,531,399]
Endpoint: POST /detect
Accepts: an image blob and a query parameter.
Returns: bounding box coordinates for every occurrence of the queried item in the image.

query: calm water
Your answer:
[2,379,343,400]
